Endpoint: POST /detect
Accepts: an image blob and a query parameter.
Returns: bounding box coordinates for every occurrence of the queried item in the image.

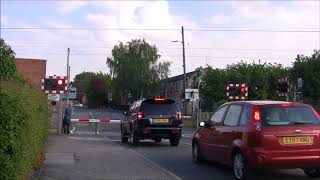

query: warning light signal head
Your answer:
[57,80,63,85]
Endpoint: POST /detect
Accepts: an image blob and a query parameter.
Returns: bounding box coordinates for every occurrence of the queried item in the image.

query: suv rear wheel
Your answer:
[304,168,320,178]
[170,137,180,146]
[120,125,128,143]
[130,130,139,146]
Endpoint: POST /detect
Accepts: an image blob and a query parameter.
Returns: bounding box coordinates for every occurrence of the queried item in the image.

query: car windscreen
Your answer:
[260,106,320,126]
[140,100,178,115]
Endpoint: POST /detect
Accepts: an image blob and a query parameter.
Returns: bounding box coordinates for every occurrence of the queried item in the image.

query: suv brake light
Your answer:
[177,112,183,120]
[137,112,143,120]
[155,98,166,101]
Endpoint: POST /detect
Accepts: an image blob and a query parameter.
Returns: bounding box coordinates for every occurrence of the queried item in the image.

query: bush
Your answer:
[0,80,49,180]
[0,38,17,80]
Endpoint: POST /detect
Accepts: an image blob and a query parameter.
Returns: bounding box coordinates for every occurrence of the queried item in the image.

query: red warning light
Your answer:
[241,87,245,93]
[57,80,63,85]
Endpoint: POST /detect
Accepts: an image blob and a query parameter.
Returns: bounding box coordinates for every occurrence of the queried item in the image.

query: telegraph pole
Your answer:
[66,48,70,104]
[181,26,187,115]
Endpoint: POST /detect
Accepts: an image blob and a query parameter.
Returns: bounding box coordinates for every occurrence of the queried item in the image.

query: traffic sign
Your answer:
[185,89,199,101]
[48,94,61,101]
[41,75,68,94]
[276,77,291,97]
[226,83,248,101]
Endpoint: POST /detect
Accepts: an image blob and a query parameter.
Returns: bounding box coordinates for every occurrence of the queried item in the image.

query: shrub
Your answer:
[0,80,49,180]
[0,38,17,80]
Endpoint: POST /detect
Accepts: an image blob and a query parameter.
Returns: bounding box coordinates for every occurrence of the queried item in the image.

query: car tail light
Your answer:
[137,112,143,120]
[253,105,261,131]
[177,112,183,120]
[155,98,166,101]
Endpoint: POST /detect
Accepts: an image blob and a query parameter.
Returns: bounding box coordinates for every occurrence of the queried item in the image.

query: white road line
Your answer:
[100,134,182,180]
[181,142,192,146]
[127,149,182,180]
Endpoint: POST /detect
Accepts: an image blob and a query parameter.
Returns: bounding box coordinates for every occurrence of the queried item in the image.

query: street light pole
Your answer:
[66,48,70,104]
[181,26,187,115]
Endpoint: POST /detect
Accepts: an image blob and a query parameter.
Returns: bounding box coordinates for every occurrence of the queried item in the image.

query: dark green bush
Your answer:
[0,80,49,180]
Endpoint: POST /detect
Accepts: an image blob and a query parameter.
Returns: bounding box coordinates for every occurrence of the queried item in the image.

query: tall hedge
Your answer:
[0,38,17,80]
[0,80,49,180]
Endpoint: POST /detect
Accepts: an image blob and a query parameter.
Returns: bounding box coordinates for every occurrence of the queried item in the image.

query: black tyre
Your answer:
[304,168,320,178]
[120,125,128,143]
[169,137,180,146]
[130,130,139,146]
[192,141,204,163]
[154,138,161,143]
[232,152,248,180]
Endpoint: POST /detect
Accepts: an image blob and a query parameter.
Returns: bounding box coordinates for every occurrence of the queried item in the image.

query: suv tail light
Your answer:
[177,112,183,120]
[253,105,261,131]
[137,112,143,120]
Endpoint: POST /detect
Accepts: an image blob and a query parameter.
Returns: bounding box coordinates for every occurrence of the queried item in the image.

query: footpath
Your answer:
[38,110,181,180]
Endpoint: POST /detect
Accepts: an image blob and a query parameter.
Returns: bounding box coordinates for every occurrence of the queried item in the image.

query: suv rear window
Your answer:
[140,99,179,115]
[260,106,320,126]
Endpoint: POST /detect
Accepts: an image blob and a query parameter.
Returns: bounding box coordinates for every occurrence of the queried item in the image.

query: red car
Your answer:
[192,101,320,180]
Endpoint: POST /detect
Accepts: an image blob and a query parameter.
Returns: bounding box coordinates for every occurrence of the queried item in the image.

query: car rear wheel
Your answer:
[304,168,320,178]
[233,152,248,180]
[120,125,128,143]
[130,130,139,146]
[170,137,180,146]
[192,141,204,163]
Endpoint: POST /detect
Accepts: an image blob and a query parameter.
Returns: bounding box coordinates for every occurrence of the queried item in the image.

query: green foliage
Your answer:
[290,50,320,112]
[0,80,49,180]
[86,79,107,108]
[200,62,288,111]
[0,38,17,80]
[107,39,171,100]
[74,71,111,107]
[290,50,320,99]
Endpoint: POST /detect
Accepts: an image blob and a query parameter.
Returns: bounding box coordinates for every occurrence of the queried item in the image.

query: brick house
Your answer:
[160,71,199,115]
[15,58,46,89]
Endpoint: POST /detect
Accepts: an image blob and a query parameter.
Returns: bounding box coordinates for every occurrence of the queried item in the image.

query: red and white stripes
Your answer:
[41,75,68,94]
[71,118,121,123]
[226,83,249,101]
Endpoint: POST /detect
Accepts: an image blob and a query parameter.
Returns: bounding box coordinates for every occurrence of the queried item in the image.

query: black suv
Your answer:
[121,98,183,146]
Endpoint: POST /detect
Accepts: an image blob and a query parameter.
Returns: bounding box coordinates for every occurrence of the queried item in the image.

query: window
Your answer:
[210,105,228,124]
[239,105,250,127]
[140,99,178,115]
[260,106,319,126]
[224,105,242,126]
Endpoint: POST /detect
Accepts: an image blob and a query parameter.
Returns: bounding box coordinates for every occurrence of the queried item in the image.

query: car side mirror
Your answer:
[199,121,210,128]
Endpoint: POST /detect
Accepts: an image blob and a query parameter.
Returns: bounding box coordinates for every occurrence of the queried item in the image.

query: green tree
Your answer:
[107,39,170,101]
[290,50,320,110]
[74,71,111,108]
[0,38,17,80]
[200,62,288,111]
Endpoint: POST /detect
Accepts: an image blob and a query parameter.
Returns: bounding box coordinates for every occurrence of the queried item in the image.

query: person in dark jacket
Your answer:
[63,104,72,134]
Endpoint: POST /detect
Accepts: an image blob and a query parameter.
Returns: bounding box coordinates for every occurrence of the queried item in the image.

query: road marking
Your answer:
[100,134,182,180]
[181,142,192,146]
[127,149,182,180]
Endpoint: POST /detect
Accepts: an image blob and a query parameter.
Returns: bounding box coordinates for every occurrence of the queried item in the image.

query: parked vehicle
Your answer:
[192,101,320,180]
[121,98,183,146]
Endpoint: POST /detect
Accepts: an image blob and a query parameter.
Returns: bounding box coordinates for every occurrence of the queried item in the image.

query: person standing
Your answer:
[63,103,72,134]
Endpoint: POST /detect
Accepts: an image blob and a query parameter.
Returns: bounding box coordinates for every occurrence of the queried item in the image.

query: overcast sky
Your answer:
[1,0,320,80]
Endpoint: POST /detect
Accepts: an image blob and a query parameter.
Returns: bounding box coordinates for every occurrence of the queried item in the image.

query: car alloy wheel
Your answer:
[233,153,245,180]
[192,142,202,163]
